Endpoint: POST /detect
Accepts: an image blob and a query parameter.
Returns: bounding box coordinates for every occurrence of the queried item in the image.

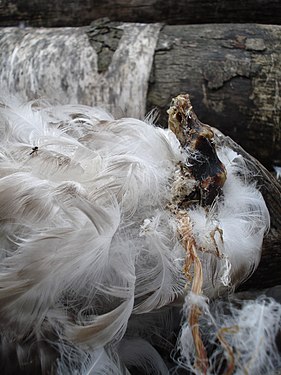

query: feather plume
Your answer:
[188,147,270,296]
[178,294,281,375]
[0,96,274,374]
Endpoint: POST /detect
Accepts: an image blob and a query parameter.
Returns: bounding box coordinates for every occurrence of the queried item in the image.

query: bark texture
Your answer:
[1,0,281,27]
[0,21,161,118]
[147,23,281,170]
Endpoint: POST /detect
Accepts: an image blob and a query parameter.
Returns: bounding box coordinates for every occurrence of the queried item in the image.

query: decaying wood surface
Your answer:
[0,22,161,119]
[1,0,281,27]
[148,23,281,170]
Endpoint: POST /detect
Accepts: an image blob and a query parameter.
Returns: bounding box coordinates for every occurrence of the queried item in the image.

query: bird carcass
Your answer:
[0,93,278,375]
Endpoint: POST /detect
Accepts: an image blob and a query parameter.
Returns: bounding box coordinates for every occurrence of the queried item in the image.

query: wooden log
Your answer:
[0,20,281,169]
[0,22,280,169]
[1,0,281,27]
[148,23,281,170]
[0,22,161,119]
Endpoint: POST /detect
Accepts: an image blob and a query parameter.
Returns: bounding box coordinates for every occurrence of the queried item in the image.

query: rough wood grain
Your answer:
[147,23,281,170]
[0,21,161,118]
[1,0,281,27]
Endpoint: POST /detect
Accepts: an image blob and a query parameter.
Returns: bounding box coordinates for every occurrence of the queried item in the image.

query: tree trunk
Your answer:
[1,0,281,27]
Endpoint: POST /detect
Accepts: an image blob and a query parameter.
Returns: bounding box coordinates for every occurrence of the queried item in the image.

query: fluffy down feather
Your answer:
[178,294,281,375]
[0,96,274,374]
[189,148,270,297]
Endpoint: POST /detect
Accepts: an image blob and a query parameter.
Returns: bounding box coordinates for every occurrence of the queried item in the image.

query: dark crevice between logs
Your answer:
[86,18,123,74]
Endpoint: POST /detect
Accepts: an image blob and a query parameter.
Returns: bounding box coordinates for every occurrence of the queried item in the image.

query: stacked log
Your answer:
[1,0,281,27]
[147,23,281,170]
[0,21,280,169]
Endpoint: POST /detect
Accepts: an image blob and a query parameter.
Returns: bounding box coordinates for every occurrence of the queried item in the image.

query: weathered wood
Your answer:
[147,23,281,170]
[1,0,281,27]
[0,22,161,119]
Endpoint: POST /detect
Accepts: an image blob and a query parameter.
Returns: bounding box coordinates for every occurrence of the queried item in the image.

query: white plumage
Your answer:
[0,96,277,374]
[189,148,269,297]
[179,294,281,375]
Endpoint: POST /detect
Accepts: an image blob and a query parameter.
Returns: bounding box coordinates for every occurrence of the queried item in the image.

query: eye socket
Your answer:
[176,112,183,123]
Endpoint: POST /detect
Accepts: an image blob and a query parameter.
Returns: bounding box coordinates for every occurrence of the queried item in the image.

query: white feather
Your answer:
[178,295,281,375]
[57,346,124,375]
[0,96,272,374]
[274,166,281,180]
[189,147,270,296]
[0,97,185,373]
